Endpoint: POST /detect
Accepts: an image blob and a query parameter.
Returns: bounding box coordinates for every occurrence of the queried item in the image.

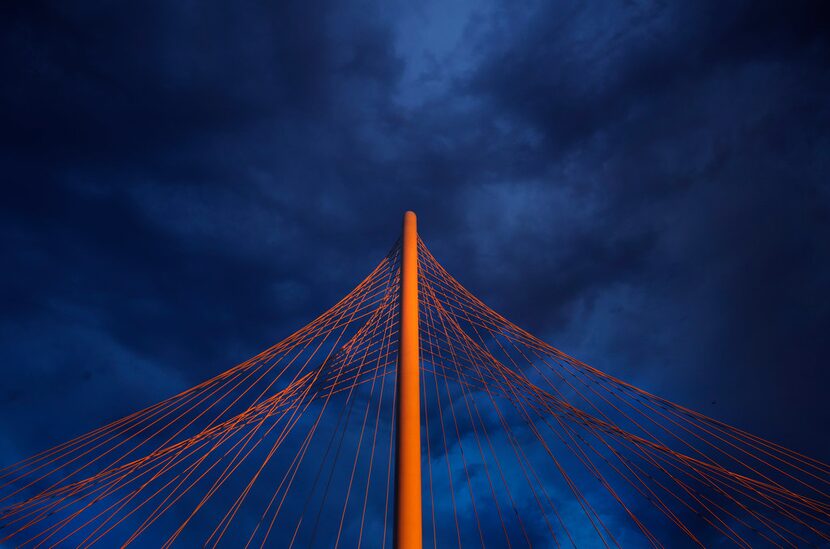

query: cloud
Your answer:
[0,0,828,545]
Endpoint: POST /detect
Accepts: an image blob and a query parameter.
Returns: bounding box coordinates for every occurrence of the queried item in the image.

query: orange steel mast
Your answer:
[394,211,422,549]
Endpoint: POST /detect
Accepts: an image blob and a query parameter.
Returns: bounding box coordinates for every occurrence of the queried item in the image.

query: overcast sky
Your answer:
[0,0,828,545]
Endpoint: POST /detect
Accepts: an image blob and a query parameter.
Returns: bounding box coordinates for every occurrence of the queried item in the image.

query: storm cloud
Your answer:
[0,0,828,545]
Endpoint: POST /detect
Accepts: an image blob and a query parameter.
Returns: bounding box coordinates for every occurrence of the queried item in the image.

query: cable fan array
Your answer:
[415,239,830,548]
[0,237,828,548]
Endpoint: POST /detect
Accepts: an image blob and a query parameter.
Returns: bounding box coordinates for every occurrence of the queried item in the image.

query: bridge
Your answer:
[1,212,828,547]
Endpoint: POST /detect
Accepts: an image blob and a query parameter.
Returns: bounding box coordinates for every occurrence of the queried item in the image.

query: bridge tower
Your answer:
[394,211,422,549]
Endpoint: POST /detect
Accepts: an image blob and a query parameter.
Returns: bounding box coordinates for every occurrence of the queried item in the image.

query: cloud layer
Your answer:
[1,0,828,543]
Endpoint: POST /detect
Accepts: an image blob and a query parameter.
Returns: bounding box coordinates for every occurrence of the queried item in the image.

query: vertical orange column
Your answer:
[394,211,422,549]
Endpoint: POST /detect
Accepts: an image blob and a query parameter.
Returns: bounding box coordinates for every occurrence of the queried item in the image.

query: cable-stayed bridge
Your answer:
[1,212,828,548]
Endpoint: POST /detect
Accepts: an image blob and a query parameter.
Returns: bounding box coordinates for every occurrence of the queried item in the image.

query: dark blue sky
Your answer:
[0,0,829,545]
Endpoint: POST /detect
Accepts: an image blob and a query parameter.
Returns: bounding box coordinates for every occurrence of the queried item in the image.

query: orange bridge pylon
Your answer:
[394,211,422,549]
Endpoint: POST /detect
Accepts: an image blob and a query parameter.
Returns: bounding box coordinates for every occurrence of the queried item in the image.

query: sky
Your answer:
[0,0,829,545]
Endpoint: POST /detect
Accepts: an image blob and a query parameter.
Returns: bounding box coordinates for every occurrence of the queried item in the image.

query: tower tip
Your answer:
[402,211,417,234]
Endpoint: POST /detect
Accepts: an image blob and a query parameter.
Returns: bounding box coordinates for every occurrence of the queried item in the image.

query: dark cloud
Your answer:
[1,0,828,545]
